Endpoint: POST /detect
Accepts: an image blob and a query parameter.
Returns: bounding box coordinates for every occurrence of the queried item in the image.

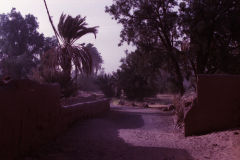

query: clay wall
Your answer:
[185,75,240,136]
[0,79,110,159]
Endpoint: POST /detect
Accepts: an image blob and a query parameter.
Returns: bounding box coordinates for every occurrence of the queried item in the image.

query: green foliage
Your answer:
[0,8,56,79]
[84,43,103,75]
[179,0,240,74]
[55,14,98,78]
[113,50,159,100]
[96,74,115,97]
[106,0,185,94]
[30,48,77,97]
[54,14,99,97]
[43,0,100,97]
[156,71,180,94]
[32,43,102,97]
[106,0,240,95]
[77,75,99,91]
[1,54,35,79]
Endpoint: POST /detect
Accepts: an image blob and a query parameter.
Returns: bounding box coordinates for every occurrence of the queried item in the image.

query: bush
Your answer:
[96,74,115,97]
[173,91,197,128]
[29,49,80,98]
[30,68,78,97]
[123,76,158,100]
[77,76,99,91]
[113,69,158,100]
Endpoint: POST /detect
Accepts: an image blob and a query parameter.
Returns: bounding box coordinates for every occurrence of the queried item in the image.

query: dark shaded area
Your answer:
[0,79,61,160]
[24,108,193,160]
[185,75,240,136]
[0,79,110,160]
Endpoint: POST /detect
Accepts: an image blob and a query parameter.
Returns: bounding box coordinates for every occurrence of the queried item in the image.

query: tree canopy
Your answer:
[84,43,103,75]
[106,0,240,95]
[106,0,186,94]
[0,8,56,79]
[113,49,160,100]
[179,0,240,74]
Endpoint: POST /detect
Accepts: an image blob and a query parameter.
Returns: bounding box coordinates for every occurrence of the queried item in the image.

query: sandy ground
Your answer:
[23,105,240,160]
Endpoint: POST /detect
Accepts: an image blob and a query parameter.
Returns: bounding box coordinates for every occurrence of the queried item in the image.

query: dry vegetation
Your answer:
[173,92,197,128]
[111,94,175,109]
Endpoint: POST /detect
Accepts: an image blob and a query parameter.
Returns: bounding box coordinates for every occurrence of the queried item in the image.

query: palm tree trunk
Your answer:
[43,0,61,46]
[60,48,72,81]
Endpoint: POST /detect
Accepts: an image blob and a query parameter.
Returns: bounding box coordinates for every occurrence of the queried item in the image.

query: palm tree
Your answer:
[43,0,98,82]
[43,0,60,45]
[84,43,103,75]
[57,14,98,80]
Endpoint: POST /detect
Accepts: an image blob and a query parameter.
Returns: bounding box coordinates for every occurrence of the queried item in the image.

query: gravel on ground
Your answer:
[23,105,240,160]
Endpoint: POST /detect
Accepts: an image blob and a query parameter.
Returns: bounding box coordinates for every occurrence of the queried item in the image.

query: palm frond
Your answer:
[72,45,93,75]
[58,13,98,45]
[75,27,98,40]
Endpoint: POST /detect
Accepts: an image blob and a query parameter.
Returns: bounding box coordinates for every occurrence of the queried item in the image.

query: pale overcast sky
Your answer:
[0,0,135,73]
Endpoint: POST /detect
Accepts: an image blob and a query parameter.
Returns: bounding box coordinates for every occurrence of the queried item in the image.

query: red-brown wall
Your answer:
[184,75,240,136]
[0,80,110,159]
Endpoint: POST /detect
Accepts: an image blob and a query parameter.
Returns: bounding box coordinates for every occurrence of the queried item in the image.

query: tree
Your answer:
[113,49,160,100]
[75,43,103,92]
[43,0,99,97]
[0,8,55,79]
[106,0,186,94]
[96,74,115,97]
[84,43,103,75]
[43,0,98,79]
[106,0,240,95]
[179,0,240,75]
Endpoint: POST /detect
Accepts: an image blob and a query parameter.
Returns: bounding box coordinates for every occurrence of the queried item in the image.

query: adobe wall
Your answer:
[184,75,240,136]
[61,99,110,129]
[0,79,110,159]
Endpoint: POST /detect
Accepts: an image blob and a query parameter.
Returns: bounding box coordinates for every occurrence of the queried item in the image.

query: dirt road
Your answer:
[25,106,240,160]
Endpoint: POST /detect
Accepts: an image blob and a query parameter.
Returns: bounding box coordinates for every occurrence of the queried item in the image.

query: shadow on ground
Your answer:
[21,107,193,160]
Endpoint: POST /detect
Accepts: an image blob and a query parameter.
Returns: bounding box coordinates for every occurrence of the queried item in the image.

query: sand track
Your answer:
[22,106,240,160]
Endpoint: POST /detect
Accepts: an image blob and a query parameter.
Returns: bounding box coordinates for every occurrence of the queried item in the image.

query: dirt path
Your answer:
[24,106,240,160]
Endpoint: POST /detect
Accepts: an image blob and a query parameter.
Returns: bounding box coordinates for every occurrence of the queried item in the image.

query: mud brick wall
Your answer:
[0,79,110,160]
[0,80,61,159]
[185,75,240,136]
[61,99,110,128]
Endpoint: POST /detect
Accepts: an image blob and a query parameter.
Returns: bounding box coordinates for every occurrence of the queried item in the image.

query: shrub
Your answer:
[96,74,115,97]
[113,69,158,100]
[173,91,197,128]
[173,95,184,128]
[30,67,78,97]
[77,76,99,91]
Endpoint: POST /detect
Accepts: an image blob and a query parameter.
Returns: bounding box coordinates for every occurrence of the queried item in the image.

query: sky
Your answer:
[0,0,135,73]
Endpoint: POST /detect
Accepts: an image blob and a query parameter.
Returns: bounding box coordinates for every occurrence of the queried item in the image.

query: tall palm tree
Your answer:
[43,0,60,45]
[57,14,98,80]
[43,0,98,82]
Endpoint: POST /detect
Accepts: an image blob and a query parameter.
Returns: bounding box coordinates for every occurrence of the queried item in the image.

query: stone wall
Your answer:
[0,80,110,159]
[184,75,240,136]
